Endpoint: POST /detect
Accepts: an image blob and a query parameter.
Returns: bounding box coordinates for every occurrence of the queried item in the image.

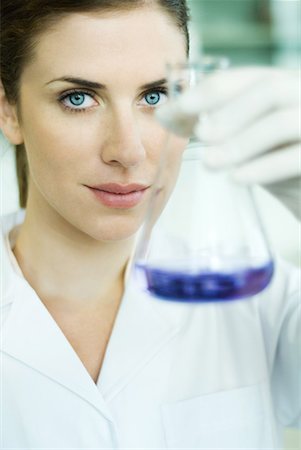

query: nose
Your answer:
[101,107,146,168]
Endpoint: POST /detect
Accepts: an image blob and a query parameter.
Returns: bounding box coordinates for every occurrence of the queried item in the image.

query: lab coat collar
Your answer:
[97,275,189,401]
[1,271,187,416]
[1,276,115,422]
[0,211,113,420]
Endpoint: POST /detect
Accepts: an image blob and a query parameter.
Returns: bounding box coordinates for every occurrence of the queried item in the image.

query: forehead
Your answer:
[22,8,187,88]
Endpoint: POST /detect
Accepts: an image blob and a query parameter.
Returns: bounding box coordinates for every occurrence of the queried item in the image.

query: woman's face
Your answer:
[17,7,188,240]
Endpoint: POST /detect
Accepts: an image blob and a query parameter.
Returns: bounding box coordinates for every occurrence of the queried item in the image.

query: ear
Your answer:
[0,82,24,145]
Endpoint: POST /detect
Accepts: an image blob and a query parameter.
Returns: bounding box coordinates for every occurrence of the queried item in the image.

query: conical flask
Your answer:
[133,58,274,302]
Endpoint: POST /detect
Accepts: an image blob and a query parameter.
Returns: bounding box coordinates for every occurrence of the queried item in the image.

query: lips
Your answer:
[89,183,149,194]
[85,183,150,208]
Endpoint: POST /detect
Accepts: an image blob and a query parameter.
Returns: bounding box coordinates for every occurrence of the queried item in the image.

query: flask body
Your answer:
[134,142,274,302]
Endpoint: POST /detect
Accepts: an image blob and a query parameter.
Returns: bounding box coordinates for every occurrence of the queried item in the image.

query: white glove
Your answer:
[156,67,300,220]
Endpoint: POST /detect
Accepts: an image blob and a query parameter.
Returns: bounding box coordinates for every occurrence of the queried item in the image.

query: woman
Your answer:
[0,1,300,448]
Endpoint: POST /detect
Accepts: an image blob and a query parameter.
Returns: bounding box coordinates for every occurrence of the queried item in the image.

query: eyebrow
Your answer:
[46,76,168,90]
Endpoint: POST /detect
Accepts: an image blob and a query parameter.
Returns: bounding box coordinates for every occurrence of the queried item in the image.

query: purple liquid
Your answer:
[136,260,274,302]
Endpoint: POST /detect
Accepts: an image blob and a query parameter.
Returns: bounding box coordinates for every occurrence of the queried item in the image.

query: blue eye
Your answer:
[142,89,167,107]
[69,93,85,106]
[145,92,161,105]
[59,90,97,112]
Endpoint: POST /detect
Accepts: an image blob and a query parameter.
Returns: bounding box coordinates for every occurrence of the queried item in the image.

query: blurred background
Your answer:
[0,1,300,446]
[188,0,300,68]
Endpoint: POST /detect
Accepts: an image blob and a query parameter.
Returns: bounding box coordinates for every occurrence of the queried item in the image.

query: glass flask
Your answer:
[133,58,274,303]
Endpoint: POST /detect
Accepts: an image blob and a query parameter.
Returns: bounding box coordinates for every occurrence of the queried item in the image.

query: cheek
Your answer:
[159,135,188,203]
[20,86,100,166]
[144,135,188,229]
[22,110,101,185]
[140,116,188,166]
[163,135,188,180]
[167,135,189,157]
[139,115,188,188]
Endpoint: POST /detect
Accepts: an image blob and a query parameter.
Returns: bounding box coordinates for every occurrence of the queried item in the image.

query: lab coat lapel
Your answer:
[1,277,113,422]
[98,277,187,401]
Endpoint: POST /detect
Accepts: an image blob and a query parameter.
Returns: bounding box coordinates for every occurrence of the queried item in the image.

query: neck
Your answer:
[13,199,135,312]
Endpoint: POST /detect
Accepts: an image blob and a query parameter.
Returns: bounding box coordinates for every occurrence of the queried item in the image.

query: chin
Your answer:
[89,215,142,242]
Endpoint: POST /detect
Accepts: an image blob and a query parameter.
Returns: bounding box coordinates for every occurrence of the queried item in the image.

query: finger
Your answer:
[230,144,300,185]
[177,67,272,113]
[179,67,297,109]
[196,72,299,142]
[201,107,300,168]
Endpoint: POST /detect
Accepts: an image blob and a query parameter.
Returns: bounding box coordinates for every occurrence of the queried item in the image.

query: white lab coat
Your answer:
[1,210,300,449]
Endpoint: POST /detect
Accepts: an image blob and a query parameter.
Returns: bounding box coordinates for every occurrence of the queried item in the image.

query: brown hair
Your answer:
[0,0,190,208]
